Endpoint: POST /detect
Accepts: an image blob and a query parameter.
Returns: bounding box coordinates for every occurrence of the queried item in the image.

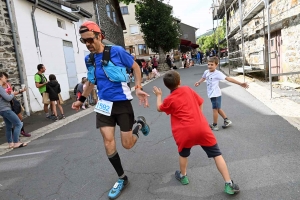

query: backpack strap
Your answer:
[89,53,95,66]
[35,73,47,84]
[102,45,112,66]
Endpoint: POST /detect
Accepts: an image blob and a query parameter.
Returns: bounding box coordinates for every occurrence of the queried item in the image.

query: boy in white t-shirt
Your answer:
[194,57,249,130]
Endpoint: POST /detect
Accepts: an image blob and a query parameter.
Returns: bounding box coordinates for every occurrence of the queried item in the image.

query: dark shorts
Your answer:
[179,143,222,158]
[96,100,135,132]
[143,68,149,75]
[210,96,222,109]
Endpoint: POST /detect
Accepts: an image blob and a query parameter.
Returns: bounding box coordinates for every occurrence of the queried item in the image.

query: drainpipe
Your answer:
[31,0,42,63]
[5,0,30,116]
[95,1,101,25]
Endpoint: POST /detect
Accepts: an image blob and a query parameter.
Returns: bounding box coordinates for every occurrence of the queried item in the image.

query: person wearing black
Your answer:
[46,74,65,121]
[166,55,172,69]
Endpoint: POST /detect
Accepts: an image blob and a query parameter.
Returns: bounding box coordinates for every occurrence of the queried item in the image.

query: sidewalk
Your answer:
[0,95,81,145]
[220,66,300,131]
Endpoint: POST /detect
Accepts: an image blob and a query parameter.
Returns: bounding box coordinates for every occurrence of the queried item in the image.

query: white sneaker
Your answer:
[82,106,86,110]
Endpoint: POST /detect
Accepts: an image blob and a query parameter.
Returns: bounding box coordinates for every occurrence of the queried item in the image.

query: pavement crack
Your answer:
[98,188,110,200]
[150,135,173,147]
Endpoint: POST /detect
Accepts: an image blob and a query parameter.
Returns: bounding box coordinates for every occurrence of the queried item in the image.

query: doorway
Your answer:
[63,41,78,89]
[270,30,282,80]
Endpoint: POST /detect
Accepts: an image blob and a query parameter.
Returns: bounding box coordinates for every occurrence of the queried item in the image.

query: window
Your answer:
[57,19,65,29]
[120,6,128,15]
[138,44,148,55]
[130,25,139,35]
[112,10,117,23]
[106,4,111,18]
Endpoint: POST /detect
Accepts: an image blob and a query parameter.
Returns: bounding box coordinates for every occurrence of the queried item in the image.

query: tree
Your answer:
[119,0,180,70]
[197,19,226,52]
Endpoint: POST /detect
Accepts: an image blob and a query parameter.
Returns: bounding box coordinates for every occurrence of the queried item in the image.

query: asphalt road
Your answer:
[1,65,300,200]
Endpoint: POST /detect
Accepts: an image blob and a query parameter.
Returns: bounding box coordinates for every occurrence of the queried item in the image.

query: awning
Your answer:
[220,48,228,53]
[180,39,191,46]
[190,43,199,49]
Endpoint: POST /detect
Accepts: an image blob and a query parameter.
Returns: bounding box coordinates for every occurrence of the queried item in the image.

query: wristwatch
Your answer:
[135,85,143,90]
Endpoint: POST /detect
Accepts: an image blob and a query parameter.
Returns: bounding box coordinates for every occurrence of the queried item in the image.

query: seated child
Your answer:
[153,71,239,195]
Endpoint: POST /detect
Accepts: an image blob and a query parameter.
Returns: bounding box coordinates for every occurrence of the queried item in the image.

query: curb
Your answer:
[0,107,94,156]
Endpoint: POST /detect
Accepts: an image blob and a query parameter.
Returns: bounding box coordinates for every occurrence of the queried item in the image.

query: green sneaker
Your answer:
[224,180,240,194]
[175,170,189,185]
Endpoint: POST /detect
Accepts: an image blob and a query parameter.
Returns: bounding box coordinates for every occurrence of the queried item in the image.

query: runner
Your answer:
[72,21,150,199]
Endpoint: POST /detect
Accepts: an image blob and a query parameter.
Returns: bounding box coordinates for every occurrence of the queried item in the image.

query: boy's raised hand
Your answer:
[153,86,162,96]
[194,82,200,87]
[240,82,249,89]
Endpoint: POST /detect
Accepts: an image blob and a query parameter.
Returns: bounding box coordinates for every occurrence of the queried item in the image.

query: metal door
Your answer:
[270,30,282,80]
[63,41,78,89]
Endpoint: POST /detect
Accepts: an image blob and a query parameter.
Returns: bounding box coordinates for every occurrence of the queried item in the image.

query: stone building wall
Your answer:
[0,0,22,127]
[0,0,19,85]
[95,0,125,47]
[227,0,300,83]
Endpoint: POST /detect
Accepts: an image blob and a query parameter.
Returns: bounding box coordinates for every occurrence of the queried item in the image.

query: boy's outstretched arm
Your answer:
[153,86,163,112]
[225,77,249,89]
[195,78,206,87]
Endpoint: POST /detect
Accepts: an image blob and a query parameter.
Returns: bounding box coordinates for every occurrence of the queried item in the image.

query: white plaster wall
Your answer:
[12,0,89,112]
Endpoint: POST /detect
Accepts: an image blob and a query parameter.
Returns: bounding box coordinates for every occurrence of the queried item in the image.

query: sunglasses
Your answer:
[80,36,97,44]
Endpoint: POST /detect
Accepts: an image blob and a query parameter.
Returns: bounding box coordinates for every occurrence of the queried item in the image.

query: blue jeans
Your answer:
[0,110,23,143]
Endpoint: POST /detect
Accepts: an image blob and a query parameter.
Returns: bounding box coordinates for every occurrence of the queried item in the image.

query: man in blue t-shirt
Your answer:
[72,21,150,199]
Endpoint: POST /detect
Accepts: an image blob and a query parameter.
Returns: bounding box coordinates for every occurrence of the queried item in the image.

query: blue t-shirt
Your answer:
[85,46,134,102]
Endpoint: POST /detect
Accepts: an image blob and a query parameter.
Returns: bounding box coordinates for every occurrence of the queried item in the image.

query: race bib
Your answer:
[94,99,113,116]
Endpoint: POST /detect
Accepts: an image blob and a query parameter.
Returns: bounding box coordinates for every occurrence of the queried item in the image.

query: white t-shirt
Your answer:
[202,70,226,98]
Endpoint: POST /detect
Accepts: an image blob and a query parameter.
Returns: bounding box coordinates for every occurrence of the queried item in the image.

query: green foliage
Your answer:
[134,0,180,53]
[197,19,226,52]
[118,0,135,5]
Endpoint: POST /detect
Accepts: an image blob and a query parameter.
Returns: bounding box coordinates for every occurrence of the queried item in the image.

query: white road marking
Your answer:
[0,150,52,160]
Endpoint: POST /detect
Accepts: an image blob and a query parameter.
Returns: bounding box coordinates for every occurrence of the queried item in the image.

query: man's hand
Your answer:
[136,88,150,107]
[240,82,249,89]
[194,82,200,87]
[72,101,83,111]
[153,86,162,96]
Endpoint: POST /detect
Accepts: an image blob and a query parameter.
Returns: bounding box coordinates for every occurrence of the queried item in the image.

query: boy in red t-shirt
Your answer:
[153,71,239,195]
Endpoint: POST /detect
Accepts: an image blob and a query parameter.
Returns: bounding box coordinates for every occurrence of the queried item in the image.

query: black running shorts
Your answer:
[96,100,135,132]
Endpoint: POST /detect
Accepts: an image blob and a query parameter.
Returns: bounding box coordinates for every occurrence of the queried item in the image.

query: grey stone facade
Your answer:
[95,0,125,47]
[0,0,23,127]
[0,0,20,86]
[225,0,300,83]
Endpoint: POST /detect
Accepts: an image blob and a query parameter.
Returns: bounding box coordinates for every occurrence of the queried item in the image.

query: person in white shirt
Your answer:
[194,57,249,131]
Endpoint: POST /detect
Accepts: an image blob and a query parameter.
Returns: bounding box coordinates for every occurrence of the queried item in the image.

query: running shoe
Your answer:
[175,170,189,185]
[137,116,150,136]
[60,114,66,119]
[224,180,240,194]
[223,119,232,127]
[210,123,219,131]
[108,178,129,199]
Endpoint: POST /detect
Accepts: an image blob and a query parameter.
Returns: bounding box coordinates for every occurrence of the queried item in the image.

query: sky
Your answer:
[168,0,215,37]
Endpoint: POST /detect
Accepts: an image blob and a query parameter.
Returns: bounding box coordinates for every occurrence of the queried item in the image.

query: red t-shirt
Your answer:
[159,86,217,152]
